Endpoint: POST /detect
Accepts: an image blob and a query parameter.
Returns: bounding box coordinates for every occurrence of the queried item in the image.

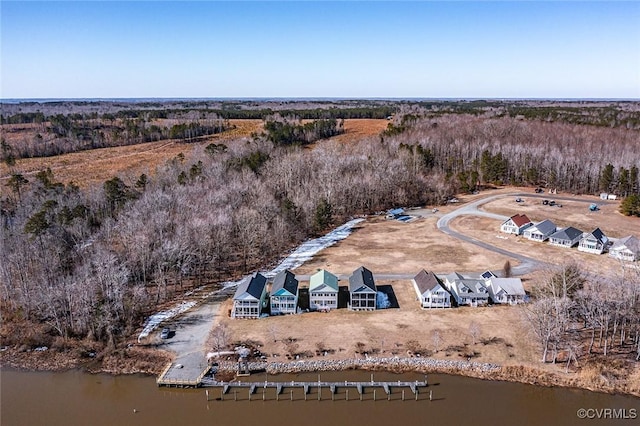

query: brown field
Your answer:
[0,119,388,190]
[217,187,640,389]
[218,281,540,368]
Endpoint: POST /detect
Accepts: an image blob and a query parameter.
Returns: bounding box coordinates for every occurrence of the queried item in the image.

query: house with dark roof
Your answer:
[270,270,299,315]
[443,272,489,307]
[485,277,526,305]
[549,226,583,248]
[348,266,376,311]
[523,219,557,242]
[500,214,533,235]
[412,270,451,308]
[609,236,640,262]
[232,272,268,319]
[578,228,609,255]
[309,269,339,311]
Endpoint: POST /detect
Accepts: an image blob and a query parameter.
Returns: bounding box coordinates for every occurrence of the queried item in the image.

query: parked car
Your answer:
[542,199,549,205]
[160,328,170,339]
[515,198,523,203]
[535,188,544,193]
[549,200,556,206]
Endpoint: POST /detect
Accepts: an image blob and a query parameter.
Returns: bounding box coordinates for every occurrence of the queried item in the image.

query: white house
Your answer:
[578,228,609,255]
[232,273,268,319]
[523,219,557,242]
[485,277,526,305]
[349,266,376,311]
[412,269,451,308]
[309,269,339,311]
[609,236,640,262]
[500,214,533,235]
[270,270,299,315]
[549,226,584,248]
[443,272,489,307]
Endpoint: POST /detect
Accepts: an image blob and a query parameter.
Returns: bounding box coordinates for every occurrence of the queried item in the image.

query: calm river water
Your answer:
[1,369,638,426]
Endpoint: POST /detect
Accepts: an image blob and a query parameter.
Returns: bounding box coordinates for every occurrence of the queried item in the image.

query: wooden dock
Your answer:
[204,375,428,397]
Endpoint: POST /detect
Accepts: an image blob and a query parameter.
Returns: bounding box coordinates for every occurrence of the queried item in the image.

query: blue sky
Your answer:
[1,1,639,99]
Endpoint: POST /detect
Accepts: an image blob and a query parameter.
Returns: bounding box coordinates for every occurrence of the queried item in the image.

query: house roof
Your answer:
[610,235,640,253]
[530,219,556,235]
[487,278,525,296]
[234,272,267,301]
[388,208,405,216]
[309,269,339,292]
[413,269,446,294]
[481,270,497,280]
[349,266,376,293]
[454,279,489,298]
[583,227,607,243]
[271,270,298,296]
[444,272,465,283]
[550,226,583,241]
[507,214,532,227]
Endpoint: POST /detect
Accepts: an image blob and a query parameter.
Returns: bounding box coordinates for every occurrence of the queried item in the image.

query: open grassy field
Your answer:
[0,119,388,190]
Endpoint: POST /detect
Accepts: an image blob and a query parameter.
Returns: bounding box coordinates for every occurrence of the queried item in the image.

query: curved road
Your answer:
[436,192,609,276]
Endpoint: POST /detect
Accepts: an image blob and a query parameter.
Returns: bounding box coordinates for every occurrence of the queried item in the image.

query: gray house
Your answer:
[523,219,557,242]
[349,266,376,311]
[232,272,268,319]
[549,226,583,248]
[443,272,490,307]
[412,270,451,308]
[309,269,339,311]
[485,277,526,305]
[609,236,640,262]
[270,270,299,315]
[578,228,609,254]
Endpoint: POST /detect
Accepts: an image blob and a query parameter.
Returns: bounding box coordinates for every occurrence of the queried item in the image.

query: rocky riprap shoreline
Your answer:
[215,356,501,375]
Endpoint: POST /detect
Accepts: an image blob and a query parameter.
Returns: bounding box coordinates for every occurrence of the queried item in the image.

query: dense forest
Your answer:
[1,104,639,355]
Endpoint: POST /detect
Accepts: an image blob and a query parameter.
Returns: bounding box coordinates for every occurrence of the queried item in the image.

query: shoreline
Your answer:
[2,348,638,398]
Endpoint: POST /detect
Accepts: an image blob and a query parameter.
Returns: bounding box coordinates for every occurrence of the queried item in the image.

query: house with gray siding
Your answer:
[349,266,376,311]
[309,269,339,311]
[523,219,557,242]
[609,236,640,262]
[412,270,451,308]
[485,277,526,305]
[232,272,268,319]
[270,270,299,315]
[549,226,583,248]
[578,228,609,254]
[443,272,490,307]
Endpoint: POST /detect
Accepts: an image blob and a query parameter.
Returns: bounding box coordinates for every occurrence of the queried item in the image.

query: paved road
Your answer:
[436,193,544,276]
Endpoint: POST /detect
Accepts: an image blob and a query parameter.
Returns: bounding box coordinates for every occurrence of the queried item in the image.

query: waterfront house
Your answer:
[609,236,640,262]
[578,228,609,255]
[309,269,339,311]
[485,277,526,305]
[412,270,451,308]
[443,272,489,307]
[500,214,533,235]
[523,219,557,242]
[549,226,583,248]
[232,272,267,319]
[270,270,299,315]
[349,266,377,311]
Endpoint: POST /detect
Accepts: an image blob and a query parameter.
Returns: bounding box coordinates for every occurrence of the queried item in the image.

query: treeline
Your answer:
[524,264,640,364]
[383,114,640,196]
[1,116,229,159]
[0,136,452,348]
[263,117,344,146]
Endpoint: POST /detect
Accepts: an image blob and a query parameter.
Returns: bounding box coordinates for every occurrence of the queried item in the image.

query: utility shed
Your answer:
[349,266,376,311]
